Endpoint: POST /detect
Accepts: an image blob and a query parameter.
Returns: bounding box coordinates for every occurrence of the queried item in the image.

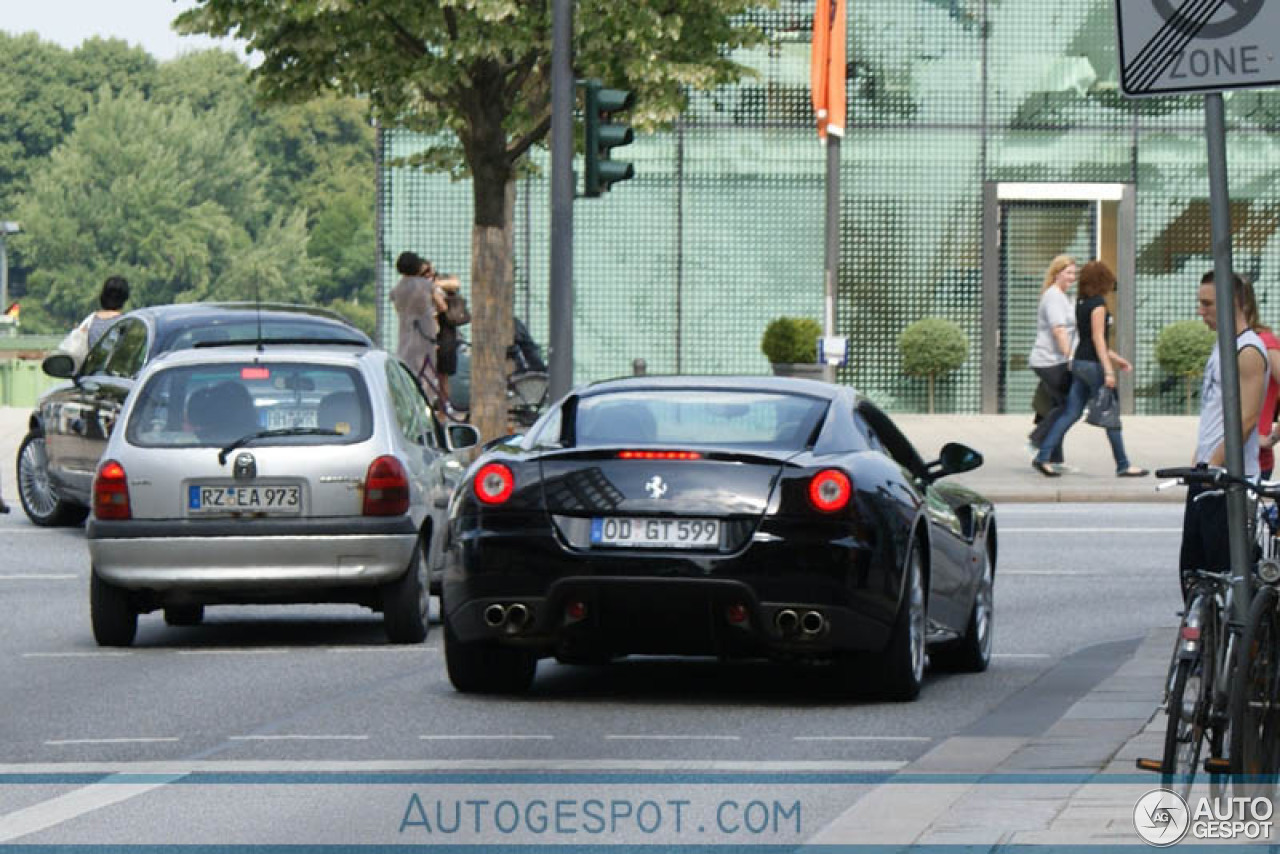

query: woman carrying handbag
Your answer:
[1032,260,1149,478]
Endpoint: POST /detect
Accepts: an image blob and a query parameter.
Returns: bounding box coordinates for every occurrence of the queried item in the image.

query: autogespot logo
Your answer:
[1134,789,1190,846]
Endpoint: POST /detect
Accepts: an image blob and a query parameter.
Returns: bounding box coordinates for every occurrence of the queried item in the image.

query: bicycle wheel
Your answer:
[1163,656,1209,797]
[1230,585,1280,798]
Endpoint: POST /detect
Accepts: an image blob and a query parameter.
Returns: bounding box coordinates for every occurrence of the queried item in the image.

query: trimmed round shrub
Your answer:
[1156,320,1215,414]
[761,316,823,364]
[898,317,968,413]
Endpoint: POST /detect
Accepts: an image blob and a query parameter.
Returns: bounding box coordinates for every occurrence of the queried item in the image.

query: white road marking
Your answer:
[1002,571,1112,576]
[23,652,133,659]
[1004,527,1179,533]
[0,759,904,772]
[0,772,186,843]
[227,735,370,741]
[992,653,1054,659]
[419,735,554,741]
[605,734,741,741]
[792,736,931,742]
[0,574,76,580]
[176,648,292,656]
[44,738,180,746]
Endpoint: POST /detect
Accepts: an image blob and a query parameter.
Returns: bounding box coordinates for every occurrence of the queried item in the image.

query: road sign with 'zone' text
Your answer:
[1115,0,1280,96]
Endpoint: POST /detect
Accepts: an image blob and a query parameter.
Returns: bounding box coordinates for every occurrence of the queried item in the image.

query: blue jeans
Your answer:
[1034,359,1131,472]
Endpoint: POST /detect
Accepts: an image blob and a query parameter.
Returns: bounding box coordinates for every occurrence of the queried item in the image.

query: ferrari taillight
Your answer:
[617,450,702,460]
[93,460,131,520]
[363,456,410,516]
[808,468,851,513]
[474,463,515,505]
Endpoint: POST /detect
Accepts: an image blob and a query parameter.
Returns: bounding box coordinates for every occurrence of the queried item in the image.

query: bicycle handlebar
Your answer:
[1155,465,1280,499]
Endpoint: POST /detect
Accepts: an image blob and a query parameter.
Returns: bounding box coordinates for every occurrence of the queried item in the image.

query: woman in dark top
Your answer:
[1032,260,1148,478]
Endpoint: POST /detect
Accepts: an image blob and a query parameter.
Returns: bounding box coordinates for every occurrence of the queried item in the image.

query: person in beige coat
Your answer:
[390,251,447,401]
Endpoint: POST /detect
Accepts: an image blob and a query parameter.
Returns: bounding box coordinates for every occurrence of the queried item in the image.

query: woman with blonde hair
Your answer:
[1033,260,1148,477]
[1027,255,1078,468]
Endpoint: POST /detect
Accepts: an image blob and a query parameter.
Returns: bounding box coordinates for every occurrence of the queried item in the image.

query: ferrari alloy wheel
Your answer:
[17,433,89,527]
[444,611,536,694]
[879,543,926,701]
[91,570,137,648]
[933,548,993,673]
[383,541,430,644]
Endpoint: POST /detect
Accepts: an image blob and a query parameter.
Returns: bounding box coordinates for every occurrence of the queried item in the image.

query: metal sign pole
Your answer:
[1204,91,1251,624]
[548,0,574,403]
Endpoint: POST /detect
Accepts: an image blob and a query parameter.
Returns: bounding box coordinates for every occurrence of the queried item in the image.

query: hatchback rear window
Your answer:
[573,390,830,450]
[126,362,373,448]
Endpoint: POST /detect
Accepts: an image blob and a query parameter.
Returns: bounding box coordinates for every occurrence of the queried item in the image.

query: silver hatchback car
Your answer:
[86,345,478,646]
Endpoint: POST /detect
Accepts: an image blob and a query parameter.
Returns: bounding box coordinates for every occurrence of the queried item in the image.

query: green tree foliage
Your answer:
[14,87,317,329]
[177,0,769,440]
[1156,319,1215,414]
[761,316,823,364]
[899,317,968,413]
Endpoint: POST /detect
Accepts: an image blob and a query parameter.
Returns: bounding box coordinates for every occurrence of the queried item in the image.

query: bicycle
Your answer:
[1229,487,1280,798]
[1139,465,1273,801]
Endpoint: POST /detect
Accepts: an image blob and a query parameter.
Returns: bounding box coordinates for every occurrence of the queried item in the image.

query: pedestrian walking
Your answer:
[390,251,447,402]
[1032,260,1148,478]
[435,274,470,406]
[1027,255,1078,470]
[1178,271,1270,595]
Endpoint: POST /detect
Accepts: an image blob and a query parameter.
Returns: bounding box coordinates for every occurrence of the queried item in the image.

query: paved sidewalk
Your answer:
[895,414,1198,503]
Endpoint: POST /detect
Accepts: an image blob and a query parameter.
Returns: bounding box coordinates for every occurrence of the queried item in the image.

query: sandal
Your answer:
[1117,466,1149,478]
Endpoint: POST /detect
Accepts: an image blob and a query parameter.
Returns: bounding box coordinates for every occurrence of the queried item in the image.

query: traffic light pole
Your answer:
[549,0,575,403]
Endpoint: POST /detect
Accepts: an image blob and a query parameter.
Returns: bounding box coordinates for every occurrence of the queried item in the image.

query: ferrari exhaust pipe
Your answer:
[506,603,530,631]
[800,610,826,636]
[775,609,799,635]
[484,604,507,627]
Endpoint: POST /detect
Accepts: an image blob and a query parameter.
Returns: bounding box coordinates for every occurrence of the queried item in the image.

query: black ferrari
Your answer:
[442,376,996,700]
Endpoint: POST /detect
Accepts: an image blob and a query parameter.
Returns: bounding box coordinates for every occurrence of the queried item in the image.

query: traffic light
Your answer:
[581,79,635,197]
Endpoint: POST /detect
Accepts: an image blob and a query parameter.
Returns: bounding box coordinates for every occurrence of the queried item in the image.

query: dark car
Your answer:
[441,376,996,700]
[15,303,372,527]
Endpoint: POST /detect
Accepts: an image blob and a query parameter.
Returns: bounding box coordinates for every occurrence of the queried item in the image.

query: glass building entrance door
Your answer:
[998,201,1095,414]
[980,183,1135,415]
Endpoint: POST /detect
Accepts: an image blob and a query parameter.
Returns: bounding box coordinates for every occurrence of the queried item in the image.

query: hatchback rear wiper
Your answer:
[218,428,344,465]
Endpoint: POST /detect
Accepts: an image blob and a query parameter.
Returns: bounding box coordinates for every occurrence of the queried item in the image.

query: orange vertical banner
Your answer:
[810,0,847,140]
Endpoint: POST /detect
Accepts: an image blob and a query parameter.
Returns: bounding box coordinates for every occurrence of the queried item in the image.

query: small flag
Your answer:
[810,0,847,140]
[3,301,16,319]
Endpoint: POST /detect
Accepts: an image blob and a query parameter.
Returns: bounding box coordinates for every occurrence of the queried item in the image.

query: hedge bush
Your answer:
[898,317,968,413]
[761,316,823,364]
[1156,320,1215,414]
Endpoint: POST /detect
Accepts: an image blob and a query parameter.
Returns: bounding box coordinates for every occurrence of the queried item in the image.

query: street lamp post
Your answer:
[0,221,19,333]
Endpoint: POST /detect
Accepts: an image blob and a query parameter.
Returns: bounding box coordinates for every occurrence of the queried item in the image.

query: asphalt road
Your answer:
[0,503,1185,845]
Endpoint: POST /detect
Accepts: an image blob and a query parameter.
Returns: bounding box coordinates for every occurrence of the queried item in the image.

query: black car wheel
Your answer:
[932,548,994,673]
[444,611,536,694]
[877,542,926,701]
[17,433,89,527]
[164,605,205,627]
[383,541,430,644]
[91,570,137,647]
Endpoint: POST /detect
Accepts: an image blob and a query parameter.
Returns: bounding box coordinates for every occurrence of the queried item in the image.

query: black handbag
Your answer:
[1085,385,1121,430]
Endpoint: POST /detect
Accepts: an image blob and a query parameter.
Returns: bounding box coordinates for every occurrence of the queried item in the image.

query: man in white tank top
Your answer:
[1180,271,1270,595]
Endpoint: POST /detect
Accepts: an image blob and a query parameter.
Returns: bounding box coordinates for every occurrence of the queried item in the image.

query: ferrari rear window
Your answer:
[126,362,373,448]
[573,391,829,449]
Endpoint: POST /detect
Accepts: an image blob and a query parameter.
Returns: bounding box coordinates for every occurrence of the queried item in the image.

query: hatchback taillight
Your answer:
[94,460,131,520]
[809,468,852,513]
[363,456,410,516]
[474,463,515,505]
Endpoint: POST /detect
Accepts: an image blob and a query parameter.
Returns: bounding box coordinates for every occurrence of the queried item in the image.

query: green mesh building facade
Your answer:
[377,0,1280,415]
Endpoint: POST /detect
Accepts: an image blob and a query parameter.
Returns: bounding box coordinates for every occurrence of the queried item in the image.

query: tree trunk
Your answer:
[927,376,936,415]
[469,181,516,443]
[1185,375,1194,416]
